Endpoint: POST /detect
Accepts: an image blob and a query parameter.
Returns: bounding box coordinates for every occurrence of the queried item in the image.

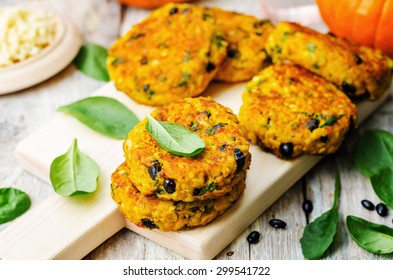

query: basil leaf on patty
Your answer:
[145,114,205,157]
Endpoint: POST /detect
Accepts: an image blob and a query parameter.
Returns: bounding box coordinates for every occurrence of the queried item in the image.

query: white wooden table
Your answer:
[0,0,392,260]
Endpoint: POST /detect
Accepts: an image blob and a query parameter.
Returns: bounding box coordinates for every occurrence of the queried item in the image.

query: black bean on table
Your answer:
[269,219,287,229]
[247,231,260,244]
[361,199,375,211]
[376,203,388,217]
[302,200,313,214]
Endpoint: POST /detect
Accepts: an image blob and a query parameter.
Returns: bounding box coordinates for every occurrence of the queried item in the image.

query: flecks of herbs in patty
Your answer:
[206,123,223,136]
[145,114,205,157]
[193,183,217,196]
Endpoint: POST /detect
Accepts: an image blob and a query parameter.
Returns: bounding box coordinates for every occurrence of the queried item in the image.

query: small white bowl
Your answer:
[0,9,82,95]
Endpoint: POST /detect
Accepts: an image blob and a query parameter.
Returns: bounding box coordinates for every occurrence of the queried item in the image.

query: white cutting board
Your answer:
[0,81,390,260]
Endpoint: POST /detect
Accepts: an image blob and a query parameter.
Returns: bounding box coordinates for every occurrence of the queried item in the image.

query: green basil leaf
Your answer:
[58,96,139,139]
[347,215,393,254]
[50,139,100,197]
[352,129,393,209]
[0,188,31,224]
[145,114,205,157]
[300,169,341,259]
[73,44,110,82]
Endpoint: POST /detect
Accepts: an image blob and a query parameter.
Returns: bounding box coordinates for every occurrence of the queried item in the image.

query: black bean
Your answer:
[164,178,176,194]
[353,53,363,65]
[253,20,268,28]
[143,84,150,92]
[302,200,313,214]
[269,219,287,229]
[279,143,293,158]
[219,144,227,151]
[361,89,370,100]
[306,118,319,132]
[341,81,357,95]
[193,188,200,196]
[247,231,260,244]
[148,160,161,180]
[141,218,158,229]
[233,148,246,172]
[376,203,388,217]
[227,48,239,59]
[361,199,375,211]
[169,7,178,15]
[320,136,329,143]
[181,8,189,13]
[140,57,148,65]
[263,53,273,65]
[203,111,211,118]
[206,62,216,73]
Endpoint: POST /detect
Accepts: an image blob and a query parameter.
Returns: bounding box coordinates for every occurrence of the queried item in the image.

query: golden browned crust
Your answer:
[238,64,357,159]
[124,96,250,201]
[111,162,245,232]
[203,7,274,82]
[265,22,392,101]
[107,3,227,106]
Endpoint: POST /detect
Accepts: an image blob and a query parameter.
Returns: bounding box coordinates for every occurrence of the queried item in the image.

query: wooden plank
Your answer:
[0,80,389,260]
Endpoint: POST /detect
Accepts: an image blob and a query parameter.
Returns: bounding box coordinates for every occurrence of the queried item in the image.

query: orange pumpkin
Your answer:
[316,0,393,57]
[117,0,190,9]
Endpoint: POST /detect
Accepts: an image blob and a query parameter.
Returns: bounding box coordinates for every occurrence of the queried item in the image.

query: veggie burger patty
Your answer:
[111,163,246,231]
[203,7,274,82]
[123,96,251,202]
[238,64,357,159]
[266,21,392,101]
[107,3,227,106]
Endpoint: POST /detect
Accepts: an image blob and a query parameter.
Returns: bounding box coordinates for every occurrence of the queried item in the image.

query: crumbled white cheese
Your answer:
[0,7,57,67]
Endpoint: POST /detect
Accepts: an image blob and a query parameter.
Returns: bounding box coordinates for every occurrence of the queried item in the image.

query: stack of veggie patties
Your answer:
[107,3,274,106]
[238,21,392,159]
[111,97,251,231]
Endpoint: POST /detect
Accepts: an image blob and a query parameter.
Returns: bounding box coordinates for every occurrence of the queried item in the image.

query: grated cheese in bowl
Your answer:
[0,7,57,67]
